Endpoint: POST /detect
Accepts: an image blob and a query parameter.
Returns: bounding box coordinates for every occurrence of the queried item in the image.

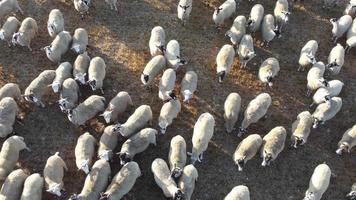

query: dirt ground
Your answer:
[0,0,355,199]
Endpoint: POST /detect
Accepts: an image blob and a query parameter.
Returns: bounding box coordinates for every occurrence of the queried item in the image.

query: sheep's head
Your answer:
[179,5,190,13]
[44,45,53,57]
[346,190,356,200]
[215,7,223,15]
[0,30,5,41]
[303,191,315,200]
[237,127,247,137]
[11,32,21,45]
[46,183,62,196]
[158,119,168,134]
[266,71,274,87]
[99,193,110,200]
[171,167,183,179]
[217,71,226,83]
[100,110,113,124]
[182,89,193,102]
[261,151,273,167]
[324,95,331,103]
[246,19,254,27]
[99,150,111,161]
[68,194,79,200]
[293,136,305,148]
[51,82,61,93]
[71,44,81,54]
[80,159,90,174]
[326,59,338,69]
[236,156,246,171]
[321,79,329,87]
[312,118,321,129]
[167,91,177,100]
[74,73,87,85]
[336,142,350,155]
[141,73,150,85]
[47,23,56,36]
[112,123,122,134]
[58,98,69,112]
[178,56,188,65]
[329,18,337,23]
[281,11,291,23]
[173,189,184,200]
[118,152,131,165]
[306,52,316,65]
[67,109,74,121]
[87,79,97,91]
[273,28,281,38]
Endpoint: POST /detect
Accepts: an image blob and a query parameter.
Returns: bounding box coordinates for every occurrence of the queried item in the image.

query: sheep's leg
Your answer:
[306,89,311,97]
[297,65,303,72]
[309,102,315,109]
[100,88,104,95]
[27,44,32,51]
[16,3,24,15]
[198,153,203,162]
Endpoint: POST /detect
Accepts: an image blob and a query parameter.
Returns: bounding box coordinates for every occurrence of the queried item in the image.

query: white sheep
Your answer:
[87,56,106,93]
[178,164,198,200]
[0,0,23,20]
[0,169,28,200]
[258,57,280,87]
[346,18,356,53]
[306,62,328,97]
[312,97,342,128]
[326,43,345,75]
[105,0,118,11]
[224,92,241,133]
[238,34,256,68]
[260,126,287,167]
[261,14,279,47]
[118,128,157,165]
[75,132,96,174]
[51,62,73,93]
[98,125,118,161]
[311,80,344,107]
[0,16,20,46]
[74,0,91,18]
[303,164,331,200]
[247,4,264,33]
[346,182,356,200]
[100,91,133,124]
[12,17,38,51]
[238,93,272,136]
[113,105,153,137]
[73,52,90,85]
[212,0,236,28]
[344,0,356,18]
[20,173,44,200]
[225,15,246,46]
[169,135,187,179]
[44,31,72,63]
[216,44,235,83]
[149,26,166,56]
[58,78,79,112]
[165,40,187,70]
[330,15,353,43]
[291,111,314,148]
[0,83,22,101]
[189,112,215,164]
[0,97,18,138]
[158,99,181,134]
[43,152,68,197]
[159,68,177,101]
[141,55,167,86]
[47,9,64,38]
[336,124,356,155]
[71,28,88,54]
[233,134,262,171]
[224,185,250,200]
[298,40,318,72]
[178,0,192,25]
[67,95,106,126]
[180,71,197,102]
[274,0,290,32]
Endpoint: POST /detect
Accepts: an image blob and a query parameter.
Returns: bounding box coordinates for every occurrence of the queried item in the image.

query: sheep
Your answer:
[69,159,111,200]
[43,152,68,197]
[67,95,106,126]
[149,26,166,56]
[238,34,256,68]
[346,19,356,53]
[336,124,356,155]
[216,44,235,83]
[225,15,246,46]
[158,99,181,134]
[71,28,88,54]
[0,136,29,181]
[233,134,262,171]
[326,43,345,75]
[180,71,197,102]
[178,164,198,200]
[312,97,342,129]
[151,158,183,200]
[347,182,356,200]
[118,128,157,165]
[303,164,331,200]
[0,0,23,20]
[298,40,318,72]
[100,161,141,200]
[75,132,96,174]
[98,125,118,161]
[74,0,91,18]
[274,0,290,32]
[169,135,187,179]
[165,40,187,70]
[224,185,250,200]
[306,62,328,97]
[51,62,73,93]
[238,93,272,136]
[0,97,18,138]
[330,15,353,43]
[73,52,90,85]
[212,0,236,28]
[0,83,21,101]
[112,105,153,138]
[189,112,215,164]
[105,0,118,11]
[0,16,20,46]
[100,91,133,124]
[0,169,28,200]
[47,9,64,38]
[159,68,177,101]
[261,14,279,47]
[43,31,72,63]
[291,111,314,148]
[258,57,280,87]
[87,56,106,93]
[247,4,264,33]
[12,17,38,51]
[20,173,44,200]
[58,78,79,112]
[344,0,356,18]
[141,55,167,86]
[224,92,241,133]
[311,80,344,107]
[260,126,287,167]
[178,0,192,25]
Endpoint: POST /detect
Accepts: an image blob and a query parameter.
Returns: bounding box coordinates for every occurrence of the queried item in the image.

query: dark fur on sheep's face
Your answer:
[217,71,226,83]
[295,137,304,147]
[263,152,273,166]
[88,80,97,90]
[119,153,131,165]
[174,190,184,200]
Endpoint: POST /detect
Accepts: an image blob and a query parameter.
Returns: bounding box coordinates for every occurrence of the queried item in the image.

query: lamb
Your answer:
[326,43,345,75]
[149,26,166,56]
[73,52,90,85]
[216,44,235,83]
[141,55,166,86]
[47,9,64,38]
[112,105,152,138]
[159,68,177,101]
[177,0,192,25]
[169,135,187,179]
[312,97,342,128]
[165,40,187,70]
[311,80,344,106]
[261,14,279,47]
[98,125,118,161]
[12,17,38,51]
[260,126,287,167]
[189,112,215,164]
[151,158,183,200]
[336,124,356,155]
[43,152,68,197]
[158,99,181,134]
[71,28,88,54]
[0,136,29,181]
[118,128,157,165]
[180,71,198,102]
[212,0,236,28]
[298,40,318,72]
[303,164,331,200]
[100,91,133,124]
[238,93,272,136]
[238,34,256,68]
[224,92,241,133]
[75,132,96,174]
[87,56,106,93]
[67,95,106,126]
[0,16,20,46]
[105,0,118,11]
[233,134,262,171]
[247,4,264,33]
[20,173,44,200]
[0,83,22,101]
[51,62,73,93]
[0,169,28,200]
[225,15,246,46]
[346,182,356,200]
[44,31,72,63]
[100,161,141,200]
[58,78,79,112]
[258,57,280,87]
[74,0,91,18]
[306,62,328,97]
[291,111,314,148]
[330,15,353,43]
[224,185,250,200]
[0,97,18,138]
[178,164,198,200]
[274,0,290,32]
[0,0,23,20]
[346,18,356,53]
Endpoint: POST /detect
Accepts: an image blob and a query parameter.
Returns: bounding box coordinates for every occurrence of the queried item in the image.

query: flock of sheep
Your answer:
[0,0,354,199]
